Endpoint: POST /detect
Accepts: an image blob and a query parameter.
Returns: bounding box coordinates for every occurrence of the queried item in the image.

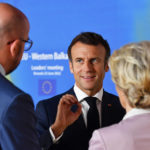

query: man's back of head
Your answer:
[0,3,30,75]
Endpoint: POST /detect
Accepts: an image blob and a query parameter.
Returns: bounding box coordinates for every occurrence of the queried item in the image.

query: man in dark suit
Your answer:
[0,3,40,150]
[36,32,125,150]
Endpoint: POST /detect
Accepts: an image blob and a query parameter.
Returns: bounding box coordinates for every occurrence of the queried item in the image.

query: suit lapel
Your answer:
[101,90,114,127]
[62,87,87,139]
[68,87,86,129]
[101,90,125,127]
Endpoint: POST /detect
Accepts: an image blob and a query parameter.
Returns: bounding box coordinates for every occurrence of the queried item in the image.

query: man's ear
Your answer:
[69,61,74,74]
[105,62,109,72]
[10,40,22,58]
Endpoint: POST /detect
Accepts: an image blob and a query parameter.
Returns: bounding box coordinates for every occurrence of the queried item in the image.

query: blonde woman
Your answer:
[89,41,150,150]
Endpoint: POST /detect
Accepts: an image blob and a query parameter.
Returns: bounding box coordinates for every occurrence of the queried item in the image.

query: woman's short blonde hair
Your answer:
[109,41,150,108]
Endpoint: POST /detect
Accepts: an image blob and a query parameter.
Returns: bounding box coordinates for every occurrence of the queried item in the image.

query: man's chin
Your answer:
[82,86,95,91]
[7,64,19,75]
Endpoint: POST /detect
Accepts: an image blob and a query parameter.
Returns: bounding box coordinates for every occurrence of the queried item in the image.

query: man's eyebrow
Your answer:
[74,57,83,60]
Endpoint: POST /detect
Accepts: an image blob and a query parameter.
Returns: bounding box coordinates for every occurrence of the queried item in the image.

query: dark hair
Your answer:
[67,32,110,64]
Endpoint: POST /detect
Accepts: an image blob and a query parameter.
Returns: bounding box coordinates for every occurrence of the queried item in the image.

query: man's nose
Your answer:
[82,61,93,71]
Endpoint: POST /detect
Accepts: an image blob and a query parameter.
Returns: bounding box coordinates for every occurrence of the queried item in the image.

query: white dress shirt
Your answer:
[50,84,103,143]
[0,64,6,76]
[74,84,103,126]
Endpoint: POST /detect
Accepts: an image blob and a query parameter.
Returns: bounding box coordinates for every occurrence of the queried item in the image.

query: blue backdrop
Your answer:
[2,0,150,105]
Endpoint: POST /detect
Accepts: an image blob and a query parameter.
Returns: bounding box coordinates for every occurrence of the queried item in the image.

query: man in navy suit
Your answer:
[0,3,40,150]
[36,32,125,150]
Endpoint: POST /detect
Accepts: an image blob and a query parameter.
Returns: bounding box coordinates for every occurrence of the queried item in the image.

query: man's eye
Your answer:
[91,59,97,63]
[76,59,83,63]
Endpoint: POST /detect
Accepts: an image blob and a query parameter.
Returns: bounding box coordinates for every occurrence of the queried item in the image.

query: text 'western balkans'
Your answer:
[22,52,68,61]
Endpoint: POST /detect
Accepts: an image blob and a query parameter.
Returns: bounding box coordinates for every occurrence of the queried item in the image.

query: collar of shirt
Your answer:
[123,108,150,120]
[0,64,6,76]
[73,84,103,102]
[73,84,103,126]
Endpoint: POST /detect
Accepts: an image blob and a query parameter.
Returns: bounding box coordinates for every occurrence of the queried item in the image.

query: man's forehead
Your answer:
[72,49,105,58]
[72,55,104,60]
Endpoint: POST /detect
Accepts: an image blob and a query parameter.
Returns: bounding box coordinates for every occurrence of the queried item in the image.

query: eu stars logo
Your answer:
[39,79,56,96]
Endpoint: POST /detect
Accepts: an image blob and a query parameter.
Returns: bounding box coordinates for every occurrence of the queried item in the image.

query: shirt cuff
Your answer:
[49,126,63,143]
